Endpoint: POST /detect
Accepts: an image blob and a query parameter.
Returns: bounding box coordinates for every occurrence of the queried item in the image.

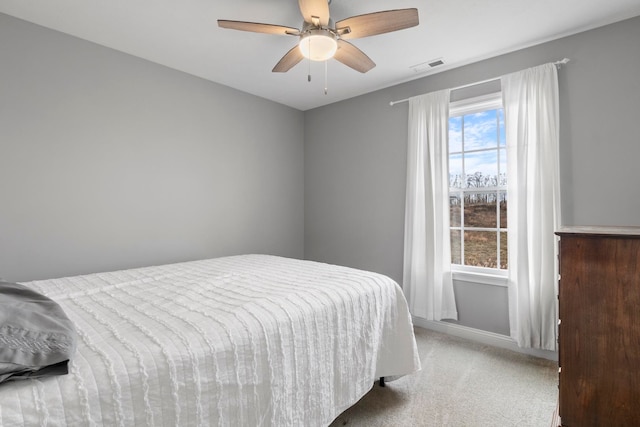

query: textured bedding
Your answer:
[0,254,420,426]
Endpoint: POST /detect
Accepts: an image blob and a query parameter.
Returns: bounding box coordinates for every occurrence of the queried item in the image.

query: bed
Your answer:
[0,254,420,426]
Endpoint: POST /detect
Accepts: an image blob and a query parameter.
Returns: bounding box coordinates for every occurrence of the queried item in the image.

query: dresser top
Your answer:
[556,225,640,237]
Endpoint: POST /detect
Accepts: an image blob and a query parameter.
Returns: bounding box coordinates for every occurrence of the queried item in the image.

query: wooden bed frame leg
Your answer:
[379,377,385,387]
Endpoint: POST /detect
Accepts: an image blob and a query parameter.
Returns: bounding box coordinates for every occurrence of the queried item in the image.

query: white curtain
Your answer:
[403,89,458,321]
[501,63,561,350]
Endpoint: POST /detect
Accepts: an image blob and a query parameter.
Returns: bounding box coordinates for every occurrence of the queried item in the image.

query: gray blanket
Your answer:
[0,281,76,384]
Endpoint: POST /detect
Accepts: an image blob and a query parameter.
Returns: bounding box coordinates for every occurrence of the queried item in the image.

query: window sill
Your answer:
[451,270,508,287]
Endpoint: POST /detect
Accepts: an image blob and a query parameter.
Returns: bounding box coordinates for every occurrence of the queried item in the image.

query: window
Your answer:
[448,93,507,275]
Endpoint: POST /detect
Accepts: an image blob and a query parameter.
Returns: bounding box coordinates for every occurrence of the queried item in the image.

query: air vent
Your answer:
[409,58,445,73]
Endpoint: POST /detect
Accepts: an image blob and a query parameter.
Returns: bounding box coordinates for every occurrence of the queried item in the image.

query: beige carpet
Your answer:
[330,327,557,427]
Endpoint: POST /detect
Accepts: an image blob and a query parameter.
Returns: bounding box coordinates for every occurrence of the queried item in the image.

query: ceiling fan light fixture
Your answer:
[299,29,338,61]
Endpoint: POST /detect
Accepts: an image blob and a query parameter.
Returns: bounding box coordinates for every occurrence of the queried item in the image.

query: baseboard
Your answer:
[412,317,558,361]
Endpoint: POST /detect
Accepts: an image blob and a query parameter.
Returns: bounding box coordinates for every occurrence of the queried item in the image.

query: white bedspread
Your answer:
[0,255,420,426]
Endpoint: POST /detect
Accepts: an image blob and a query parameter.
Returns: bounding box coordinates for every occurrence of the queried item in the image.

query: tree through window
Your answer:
[449,95,507,270]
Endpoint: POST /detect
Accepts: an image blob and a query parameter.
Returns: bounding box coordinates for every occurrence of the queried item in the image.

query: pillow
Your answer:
[0,281,76,384]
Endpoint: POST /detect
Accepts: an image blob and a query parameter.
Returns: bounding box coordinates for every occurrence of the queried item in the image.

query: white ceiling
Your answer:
[1,0,640,111]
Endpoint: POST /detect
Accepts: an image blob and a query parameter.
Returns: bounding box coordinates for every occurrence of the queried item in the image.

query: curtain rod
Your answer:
[389,58,570,106]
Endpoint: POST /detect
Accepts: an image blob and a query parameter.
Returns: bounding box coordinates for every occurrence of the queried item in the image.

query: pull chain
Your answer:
[324,60,328,95]
[307,38,311,82]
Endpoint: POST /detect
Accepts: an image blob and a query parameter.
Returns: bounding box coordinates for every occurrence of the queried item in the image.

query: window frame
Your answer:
[449,92,508,287]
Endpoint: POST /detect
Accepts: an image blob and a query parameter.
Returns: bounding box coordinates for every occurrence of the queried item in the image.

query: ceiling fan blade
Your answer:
[218,20,300,36]
[298,0,330,26]
[272,46,304,72]
[336,8,419,40]
[333,40,375,73]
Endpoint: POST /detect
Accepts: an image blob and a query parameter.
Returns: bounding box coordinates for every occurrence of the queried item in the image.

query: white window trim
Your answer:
[451,267,508,287]
[449,91,508,285]
[450,92,502,117]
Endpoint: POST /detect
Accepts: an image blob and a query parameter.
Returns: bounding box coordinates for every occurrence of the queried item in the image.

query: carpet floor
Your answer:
[330,327,557,427]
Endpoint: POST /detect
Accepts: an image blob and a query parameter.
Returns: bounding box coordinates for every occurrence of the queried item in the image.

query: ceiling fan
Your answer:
[218,0,419,74]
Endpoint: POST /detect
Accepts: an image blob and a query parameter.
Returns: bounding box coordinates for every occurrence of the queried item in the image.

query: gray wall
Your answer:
[304,16,640,334]
[2,11,639,335]
[0,14,304,282]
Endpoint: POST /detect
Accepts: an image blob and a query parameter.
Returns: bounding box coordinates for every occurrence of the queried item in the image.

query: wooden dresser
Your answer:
[556,226,640,426]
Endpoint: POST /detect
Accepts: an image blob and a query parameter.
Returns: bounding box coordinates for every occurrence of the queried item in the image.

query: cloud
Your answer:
[448,108,507,188]
[463,110,499,151]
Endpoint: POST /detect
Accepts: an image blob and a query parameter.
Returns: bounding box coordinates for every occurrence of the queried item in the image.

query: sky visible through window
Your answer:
[449,107,507,270]
[449,109,506,186]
